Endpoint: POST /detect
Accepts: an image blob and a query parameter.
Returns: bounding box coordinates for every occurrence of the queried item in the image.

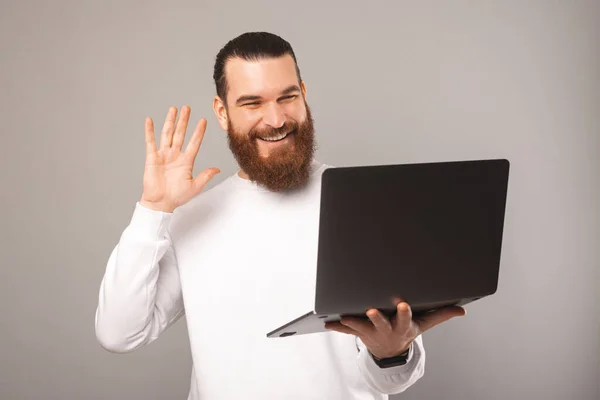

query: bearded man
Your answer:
[95,31,464,400]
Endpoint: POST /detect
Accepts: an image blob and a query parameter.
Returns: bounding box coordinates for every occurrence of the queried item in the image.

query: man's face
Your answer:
[214,54,316,192]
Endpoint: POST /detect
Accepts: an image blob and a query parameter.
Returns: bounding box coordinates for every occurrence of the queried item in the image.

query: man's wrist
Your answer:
[139,199,176,213]
[372,343,411,360]
[370,343,412,368]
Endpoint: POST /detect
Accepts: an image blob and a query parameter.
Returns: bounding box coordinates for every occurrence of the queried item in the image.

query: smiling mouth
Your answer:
[258,130,295,142]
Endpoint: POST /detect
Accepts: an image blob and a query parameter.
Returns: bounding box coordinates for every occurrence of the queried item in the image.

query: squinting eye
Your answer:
[281,95,297,101]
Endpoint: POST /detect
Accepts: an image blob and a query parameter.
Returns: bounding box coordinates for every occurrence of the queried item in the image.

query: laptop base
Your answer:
[266,296,483,338]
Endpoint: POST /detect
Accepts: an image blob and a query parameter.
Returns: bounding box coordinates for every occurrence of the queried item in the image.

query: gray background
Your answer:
[1,0,598,399]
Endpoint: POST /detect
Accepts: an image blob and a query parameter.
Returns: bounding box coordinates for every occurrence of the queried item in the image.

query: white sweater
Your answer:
[95,159,425,399]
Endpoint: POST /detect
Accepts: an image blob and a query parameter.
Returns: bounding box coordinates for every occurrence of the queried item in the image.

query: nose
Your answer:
[262,102,286,129]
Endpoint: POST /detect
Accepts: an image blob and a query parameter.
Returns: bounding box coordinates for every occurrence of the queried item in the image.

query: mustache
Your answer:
[248,120,299,140]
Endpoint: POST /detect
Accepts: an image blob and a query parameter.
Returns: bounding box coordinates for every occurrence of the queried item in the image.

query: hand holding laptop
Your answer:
[325,301,465,359]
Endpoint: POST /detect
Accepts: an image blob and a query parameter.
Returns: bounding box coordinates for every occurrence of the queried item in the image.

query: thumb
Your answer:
[192,168,220,195]
[416,306,466,333]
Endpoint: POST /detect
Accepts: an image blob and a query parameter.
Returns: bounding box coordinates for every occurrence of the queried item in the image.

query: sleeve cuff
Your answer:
[361,340,416,374]
[357,334,425,379]
[126,202,174,240]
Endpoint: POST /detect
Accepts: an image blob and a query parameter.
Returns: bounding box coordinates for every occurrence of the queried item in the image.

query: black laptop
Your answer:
[266,158,510,338]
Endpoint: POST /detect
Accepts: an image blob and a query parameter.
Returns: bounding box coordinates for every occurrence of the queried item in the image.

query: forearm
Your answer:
[95,202,183,353]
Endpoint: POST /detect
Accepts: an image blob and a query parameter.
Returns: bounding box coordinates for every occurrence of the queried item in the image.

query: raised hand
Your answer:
[140,105,220,213]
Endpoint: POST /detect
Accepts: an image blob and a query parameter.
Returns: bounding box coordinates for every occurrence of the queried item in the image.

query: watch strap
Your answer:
[370,345,411,368]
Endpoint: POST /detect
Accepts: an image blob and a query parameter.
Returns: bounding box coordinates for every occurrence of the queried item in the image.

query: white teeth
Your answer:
[261,132,289,141]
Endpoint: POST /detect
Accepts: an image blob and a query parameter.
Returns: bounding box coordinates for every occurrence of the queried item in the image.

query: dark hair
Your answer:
[213,32,302,107]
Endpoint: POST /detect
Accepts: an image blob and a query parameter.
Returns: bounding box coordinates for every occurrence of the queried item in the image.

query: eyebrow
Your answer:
[235,84,301,106]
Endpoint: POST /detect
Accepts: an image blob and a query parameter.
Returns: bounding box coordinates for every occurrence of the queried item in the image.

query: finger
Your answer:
[391,296,407,305]
[392,302,413,331]
[339,317,374,336]
[144,117,156,156]
[366,309,393,333]
[171,105,190,151]
[192,168,221,195]
[184,118,208,160]
[324,322,360,336]
[159,106,177,151]
[416,306,466,333]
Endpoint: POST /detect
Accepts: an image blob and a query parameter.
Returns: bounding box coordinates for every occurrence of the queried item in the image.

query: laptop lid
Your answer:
[313,158,510,316]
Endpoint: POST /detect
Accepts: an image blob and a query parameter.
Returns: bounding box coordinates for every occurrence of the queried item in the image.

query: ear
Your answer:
[301,81,307,100]
[213,96,228,131]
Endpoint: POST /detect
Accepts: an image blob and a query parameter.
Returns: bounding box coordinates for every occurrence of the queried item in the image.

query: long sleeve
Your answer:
[94,202,185,353]
[356,334,425,395]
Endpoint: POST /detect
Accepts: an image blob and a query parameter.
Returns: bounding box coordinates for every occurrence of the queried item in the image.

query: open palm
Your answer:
[140,105,220,213]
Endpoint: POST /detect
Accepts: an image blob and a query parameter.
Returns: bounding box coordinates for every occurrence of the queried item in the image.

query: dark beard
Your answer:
[227,103,317,192]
